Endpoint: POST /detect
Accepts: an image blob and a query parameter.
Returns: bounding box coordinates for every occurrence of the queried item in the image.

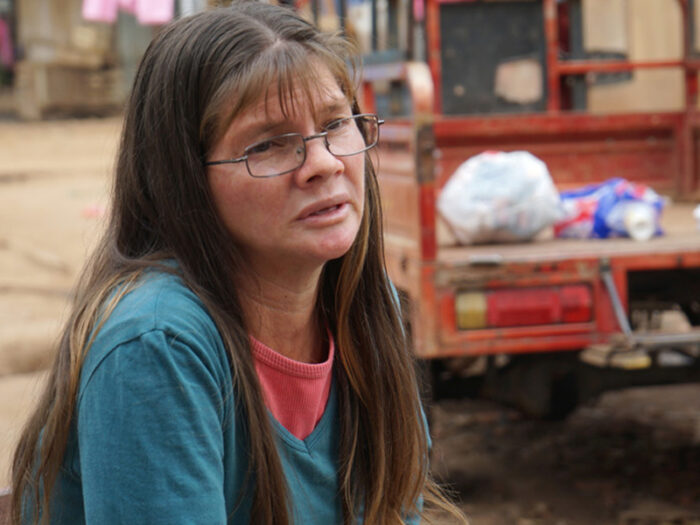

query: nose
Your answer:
[293,134,344,187]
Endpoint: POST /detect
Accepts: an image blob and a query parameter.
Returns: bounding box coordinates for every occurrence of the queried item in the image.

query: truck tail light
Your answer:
[455,292,488,330]
[559,285,593,323]
[455,285,592,330]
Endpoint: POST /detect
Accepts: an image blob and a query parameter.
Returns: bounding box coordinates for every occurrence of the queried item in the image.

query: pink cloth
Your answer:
[83,0,119,23]
[251,335,334,441]
[0,19,13,69]
[133,0,174,26]
[82,0,174,25]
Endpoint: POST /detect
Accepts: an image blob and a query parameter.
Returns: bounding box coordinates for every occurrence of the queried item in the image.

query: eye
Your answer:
[324,117,351,132]
[247,135,289,155]
[248,141,272,154]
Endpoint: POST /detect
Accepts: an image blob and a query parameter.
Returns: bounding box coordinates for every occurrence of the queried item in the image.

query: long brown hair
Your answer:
[11,3,466,524]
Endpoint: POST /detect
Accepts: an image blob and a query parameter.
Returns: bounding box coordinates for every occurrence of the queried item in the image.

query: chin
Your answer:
[314,242,355,263]
[310,230,360,263]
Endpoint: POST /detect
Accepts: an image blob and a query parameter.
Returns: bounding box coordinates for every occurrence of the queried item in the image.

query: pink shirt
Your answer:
[250,336,334,440]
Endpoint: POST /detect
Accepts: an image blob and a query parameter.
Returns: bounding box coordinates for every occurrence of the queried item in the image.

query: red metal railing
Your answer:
[424,0,699,113]
[421,0,700,197]
[543,0,700,112]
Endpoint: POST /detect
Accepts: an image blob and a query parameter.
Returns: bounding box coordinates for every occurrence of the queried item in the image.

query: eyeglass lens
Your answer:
[246,115,378,178]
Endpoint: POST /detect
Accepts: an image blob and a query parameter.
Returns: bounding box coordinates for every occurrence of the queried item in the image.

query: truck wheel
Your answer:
[547,370,580,420]
[482,355,580,420]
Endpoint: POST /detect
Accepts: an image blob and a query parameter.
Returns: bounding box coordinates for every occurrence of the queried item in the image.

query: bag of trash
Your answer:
[437,150,563,244]
[554,178,666,241]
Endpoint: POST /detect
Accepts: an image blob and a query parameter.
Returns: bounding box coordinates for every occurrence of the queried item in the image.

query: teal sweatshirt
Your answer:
[40,271,421,524]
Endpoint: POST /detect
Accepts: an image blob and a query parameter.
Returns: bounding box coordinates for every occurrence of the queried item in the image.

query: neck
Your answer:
[236,262,326,364]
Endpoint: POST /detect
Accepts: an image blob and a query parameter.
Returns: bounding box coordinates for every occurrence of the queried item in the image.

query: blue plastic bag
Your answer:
[554,178,666,240]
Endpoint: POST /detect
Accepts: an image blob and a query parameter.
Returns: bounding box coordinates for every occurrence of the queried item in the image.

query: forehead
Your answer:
[230,65,350,133]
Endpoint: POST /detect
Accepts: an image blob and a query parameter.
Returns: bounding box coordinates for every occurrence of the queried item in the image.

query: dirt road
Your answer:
[1,117,699,523]
[432,387,700,524]
[0,117,119,483]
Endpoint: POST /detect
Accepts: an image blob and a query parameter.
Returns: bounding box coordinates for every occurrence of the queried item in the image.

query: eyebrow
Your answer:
[243,97,352,139]
[317,98,352,119]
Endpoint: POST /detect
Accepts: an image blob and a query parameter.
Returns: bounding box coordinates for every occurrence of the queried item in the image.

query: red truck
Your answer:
[353,0,700,417]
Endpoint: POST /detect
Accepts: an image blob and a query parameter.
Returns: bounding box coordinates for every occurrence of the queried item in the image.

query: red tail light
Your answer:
[560,285,593,323]
[456,285,593,330]
[487,288,561,327]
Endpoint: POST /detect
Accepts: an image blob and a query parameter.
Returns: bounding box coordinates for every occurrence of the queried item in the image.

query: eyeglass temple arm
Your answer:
[203,157,247,167]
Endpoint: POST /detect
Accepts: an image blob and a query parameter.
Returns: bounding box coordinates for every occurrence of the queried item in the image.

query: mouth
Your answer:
[298,196,350,221]
[308,204,342,217]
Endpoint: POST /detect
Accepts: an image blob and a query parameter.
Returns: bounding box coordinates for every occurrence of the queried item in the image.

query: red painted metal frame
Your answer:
[427,0,699,110]
[423,0,700,198]
[543,0,560,112]
[425,0,442,113]
[433,113,683,138]
[558,59,700,75]
[432,251,700,358]
[368,0,700,359]
[433,111,684,195]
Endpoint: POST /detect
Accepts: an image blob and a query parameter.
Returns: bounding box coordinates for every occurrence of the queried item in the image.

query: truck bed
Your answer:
[438,202,700,265]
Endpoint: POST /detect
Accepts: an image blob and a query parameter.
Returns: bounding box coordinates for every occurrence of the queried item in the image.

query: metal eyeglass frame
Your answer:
[203,113,384,178]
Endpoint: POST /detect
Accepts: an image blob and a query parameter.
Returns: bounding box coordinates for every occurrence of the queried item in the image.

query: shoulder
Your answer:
[80,270,228,393]
[95,270,218,346]
[68,272,237,521]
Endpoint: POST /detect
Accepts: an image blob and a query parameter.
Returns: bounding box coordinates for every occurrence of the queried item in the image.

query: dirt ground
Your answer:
[1,117,699,523]
[0,117,119,484]
[431,388,700,524]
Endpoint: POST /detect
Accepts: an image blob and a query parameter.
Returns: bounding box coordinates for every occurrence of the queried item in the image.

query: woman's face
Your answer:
[206,65,365,277]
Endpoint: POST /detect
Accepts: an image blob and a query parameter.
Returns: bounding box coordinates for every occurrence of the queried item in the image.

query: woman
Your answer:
[11,2,466,524]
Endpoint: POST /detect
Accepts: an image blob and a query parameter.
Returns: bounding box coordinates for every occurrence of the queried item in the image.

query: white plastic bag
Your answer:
[437,151,563,244]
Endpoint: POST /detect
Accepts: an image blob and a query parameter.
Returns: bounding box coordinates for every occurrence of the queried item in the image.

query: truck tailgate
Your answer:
[438,203,699,265]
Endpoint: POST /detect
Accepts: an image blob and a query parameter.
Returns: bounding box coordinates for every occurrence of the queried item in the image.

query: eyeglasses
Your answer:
[204,113,383,178]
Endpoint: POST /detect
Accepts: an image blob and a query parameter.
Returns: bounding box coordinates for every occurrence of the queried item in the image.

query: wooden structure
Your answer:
[14,0,125,119]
